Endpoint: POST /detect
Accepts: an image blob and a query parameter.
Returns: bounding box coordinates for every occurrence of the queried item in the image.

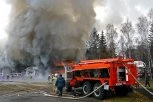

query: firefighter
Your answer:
[55,74,65,96]
[48,74,51,82]
[145,74,150,87]
[6,74,9,80]
[52,73,58,93]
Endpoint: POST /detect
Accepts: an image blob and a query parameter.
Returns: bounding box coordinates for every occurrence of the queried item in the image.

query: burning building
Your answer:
[6,0,98,73]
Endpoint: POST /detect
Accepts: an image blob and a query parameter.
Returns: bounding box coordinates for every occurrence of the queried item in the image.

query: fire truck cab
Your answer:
[69,58,138,99]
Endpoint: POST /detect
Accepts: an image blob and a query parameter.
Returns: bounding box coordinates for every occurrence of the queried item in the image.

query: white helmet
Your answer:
[55,73,58,77]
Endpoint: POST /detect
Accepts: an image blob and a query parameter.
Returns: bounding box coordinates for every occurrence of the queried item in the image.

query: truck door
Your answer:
[118,67,128,81]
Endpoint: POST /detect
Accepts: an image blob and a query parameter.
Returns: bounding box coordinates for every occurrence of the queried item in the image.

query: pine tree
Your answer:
[86,28,99,59]
[98,30,109,58]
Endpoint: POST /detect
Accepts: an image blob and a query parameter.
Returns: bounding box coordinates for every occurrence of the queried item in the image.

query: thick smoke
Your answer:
[6,0,96,68]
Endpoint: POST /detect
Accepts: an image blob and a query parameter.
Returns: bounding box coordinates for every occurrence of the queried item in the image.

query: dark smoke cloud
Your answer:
[6,0,97,68]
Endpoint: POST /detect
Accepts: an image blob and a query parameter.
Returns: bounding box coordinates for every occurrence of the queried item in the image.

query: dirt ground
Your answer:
[0,81,153,102]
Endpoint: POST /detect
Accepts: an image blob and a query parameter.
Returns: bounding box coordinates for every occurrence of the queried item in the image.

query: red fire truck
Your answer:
[69,58,138,99]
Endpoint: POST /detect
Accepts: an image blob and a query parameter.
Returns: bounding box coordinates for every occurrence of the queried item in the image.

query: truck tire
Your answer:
[66,82,72,92]
[93,83,105,99]
[82,81,92,95]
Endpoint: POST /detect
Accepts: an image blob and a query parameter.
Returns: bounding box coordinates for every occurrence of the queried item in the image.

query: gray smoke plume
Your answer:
[6,0,97,69]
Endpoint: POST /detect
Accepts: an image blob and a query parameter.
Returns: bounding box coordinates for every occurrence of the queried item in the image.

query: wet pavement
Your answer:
[0,92,102,102]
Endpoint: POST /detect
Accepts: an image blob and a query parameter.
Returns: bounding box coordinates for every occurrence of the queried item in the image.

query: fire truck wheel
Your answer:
[93,83,105,99]
[82,82,92,95]
[66,82,72,92]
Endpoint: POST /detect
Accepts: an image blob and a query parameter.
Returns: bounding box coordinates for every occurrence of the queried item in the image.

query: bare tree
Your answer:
[136,16,151,67]
[118,35,127,58]
[137,16,149,44]
[148,9,153,68]
[120,19,135,58]
[106,24,118,57]
[148,9,153,20]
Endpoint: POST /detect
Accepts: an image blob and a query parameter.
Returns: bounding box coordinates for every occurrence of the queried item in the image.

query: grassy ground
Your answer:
[0,81,153,102]
[103,80,153,102]
[104,91,151,102]
[139,80,153,88]
[0,82,51,95]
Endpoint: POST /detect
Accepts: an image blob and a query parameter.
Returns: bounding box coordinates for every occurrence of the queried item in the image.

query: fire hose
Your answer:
[0,82,106,99]
[40,82,107,100]
[123,64,153,96]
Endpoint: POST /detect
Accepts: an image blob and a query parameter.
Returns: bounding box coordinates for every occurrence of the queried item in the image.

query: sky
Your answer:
[95,0,153,31]
[0,0,153,42]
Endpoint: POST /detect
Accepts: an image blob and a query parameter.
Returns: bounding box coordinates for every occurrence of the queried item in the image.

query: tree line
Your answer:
[85,9,153,68]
